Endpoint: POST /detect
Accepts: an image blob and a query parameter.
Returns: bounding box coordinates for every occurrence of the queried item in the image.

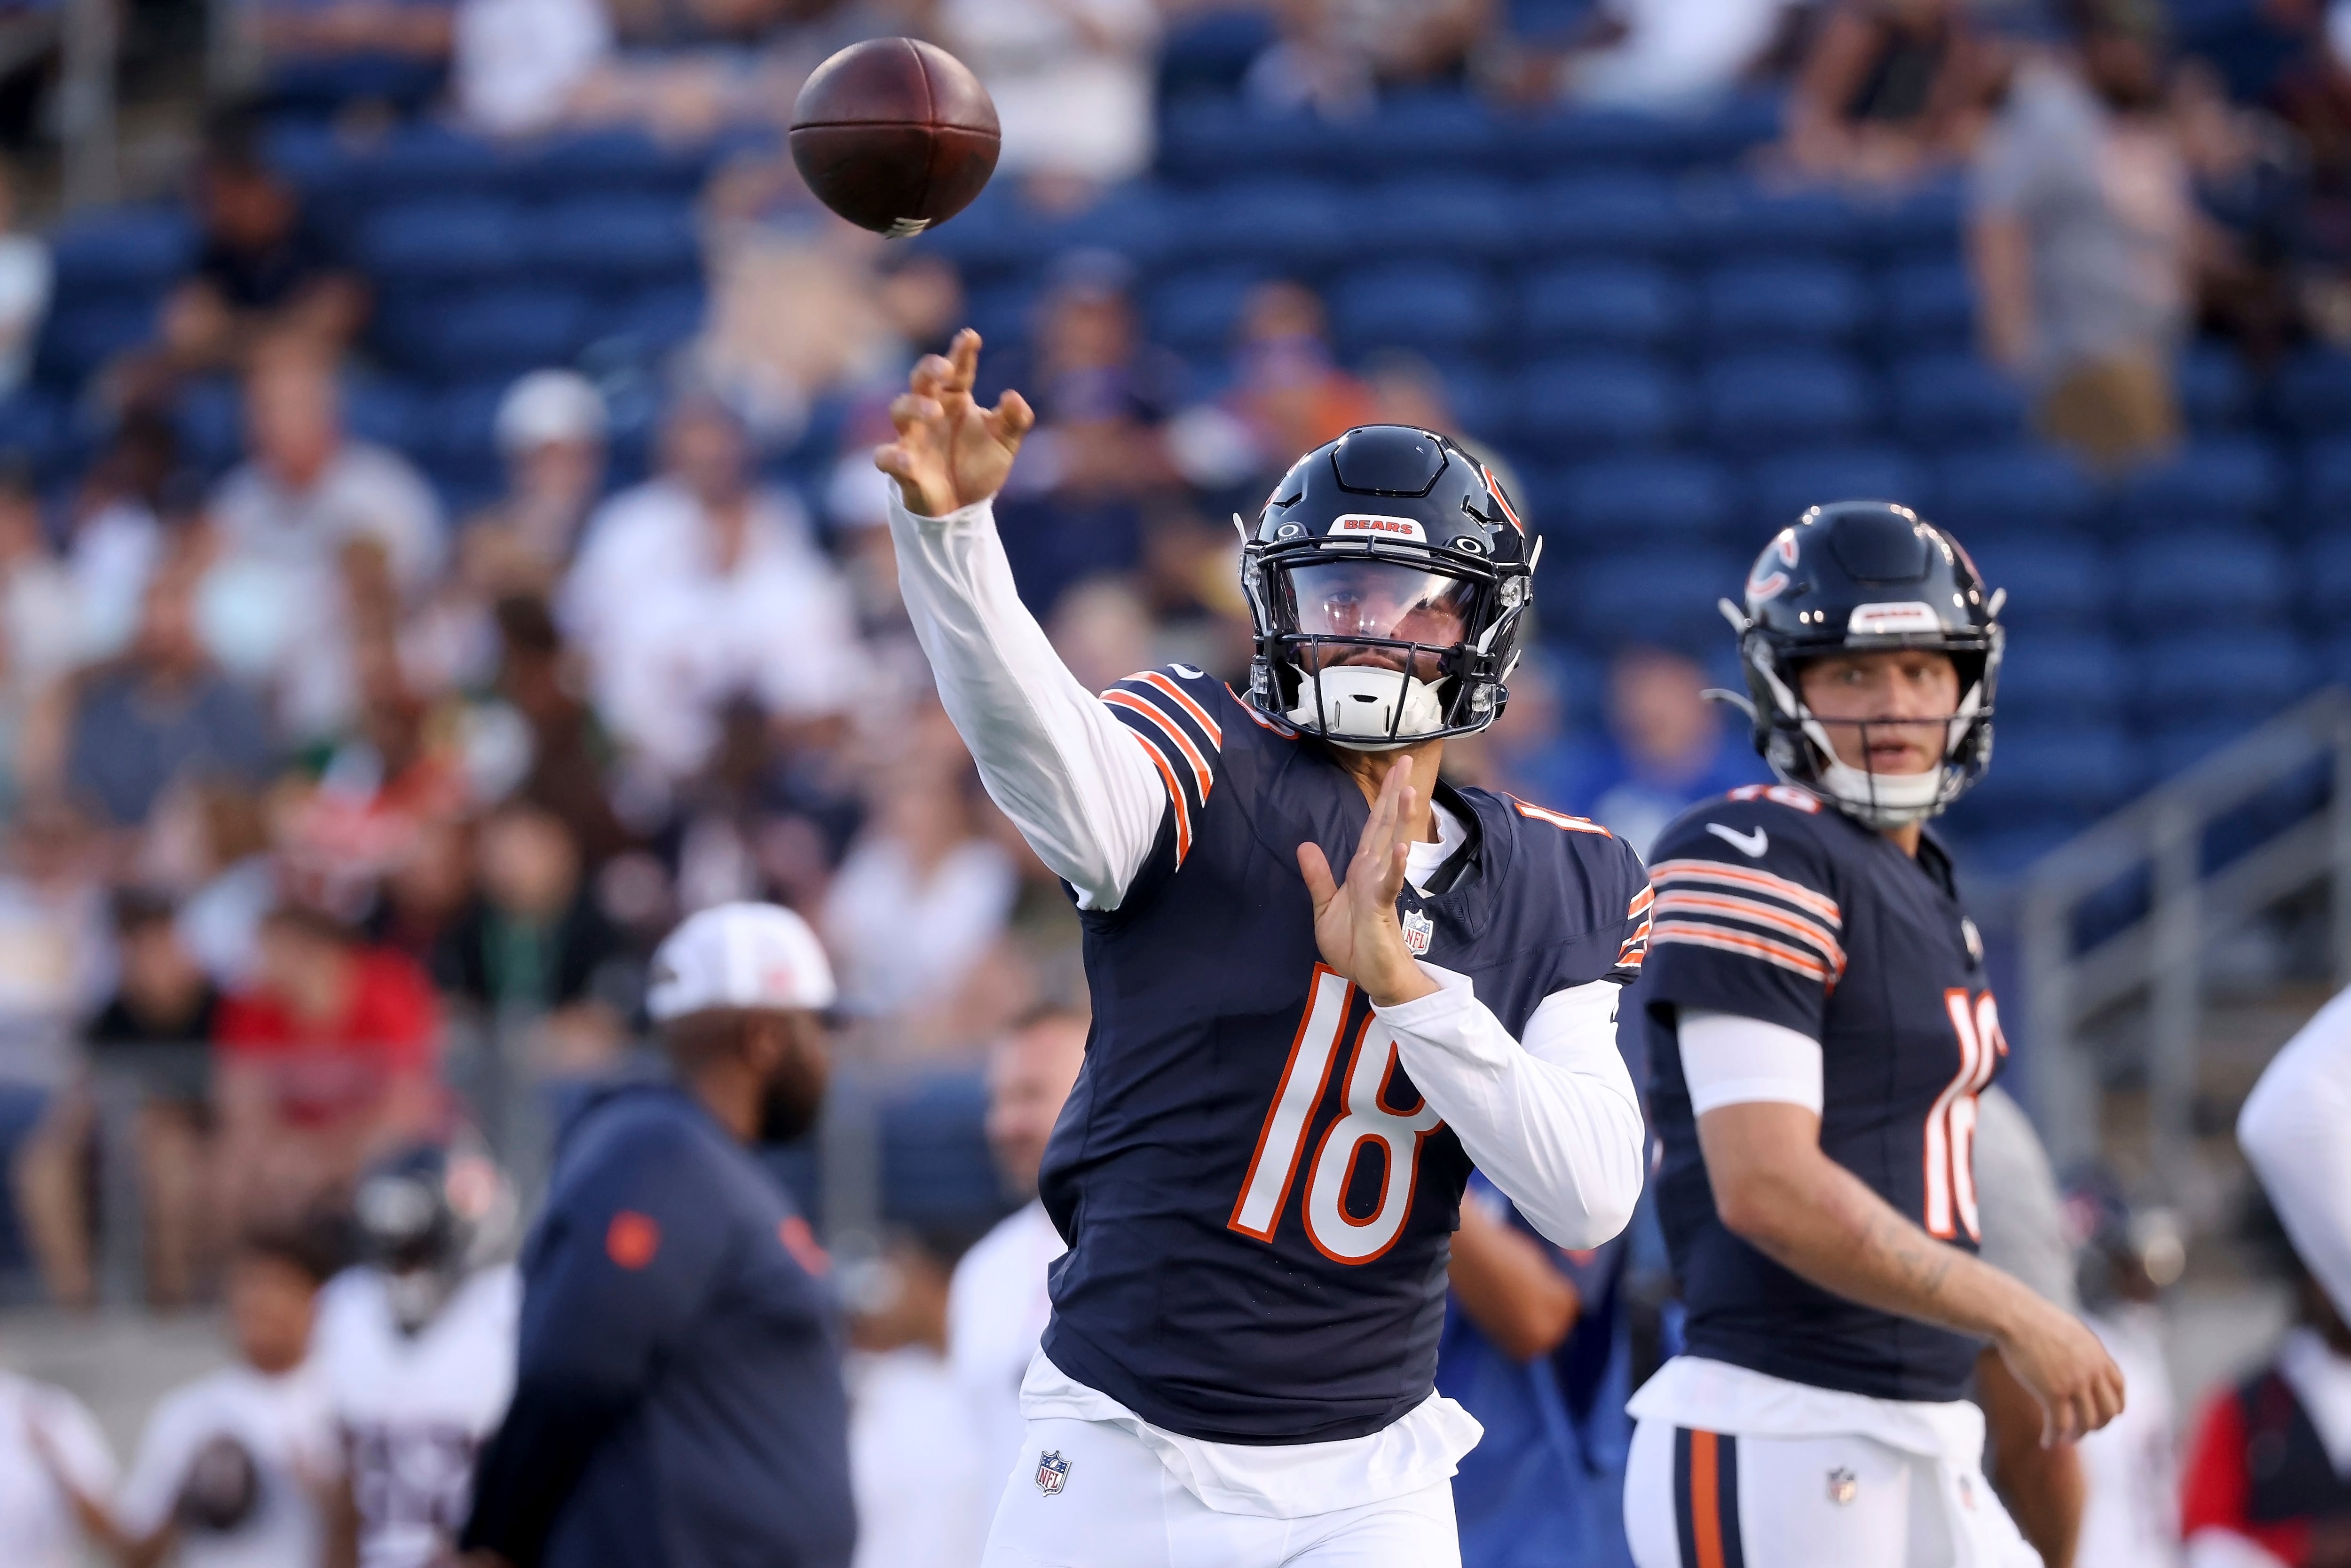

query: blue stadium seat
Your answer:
[359,200,526,286]
[1750,446,1927,528]
[171,378,242,472]
[1701,352,1871,454]
[341,122,503,200]
[1522,172,1680,259]
[1845,177,1966,262]
[1931,444,2098,531]
[2148,717,2268,780]
[1181,179,1356,270]
[0,392,62,469]
[1330,263,1499,359]
[1157,106,1341,183]
[1561,547,1747,648]
[1994,633,2127,722]
[2135,630,2315,718]
[2277,348,2351,436]
[1877,260,1973,350]
[36,301,154,386]
[1970,722,2138,813]
[1521,109,1689,172]
[1890,353,2027,445]
[2120,529,2288,629]
[1158,7,1279,100]
[1512,355,1686,450]
[47,208,197,302]
[1962,532,2113,631]
[2303,532,2351,620]
[1146,268,1266,358]
[1336,95,1507,174]
[342,378,426,450]
[2114,435,2284,526]
[530,197,699,283]
[1519,263,1687,353]
[1355,175,1518,259]
[422,381,509,483]
[2180,340,2252,431]
[964,280,1040,354]
[1701,260,1867,346]
[1556,454,1735,542]
[1677,177,1858,260]
[600,284,706,354]
[408,288,589,381]
[2304,439,2351,519]
[524,129,710,197]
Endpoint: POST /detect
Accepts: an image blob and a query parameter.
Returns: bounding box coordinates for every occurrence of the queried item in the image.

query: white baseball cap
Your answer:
[647,902,837,1022]
[496,370,608,453]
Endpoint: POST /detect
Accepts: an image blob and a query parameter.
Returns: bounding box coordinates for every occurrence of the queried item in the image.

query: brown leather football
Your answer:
[788,38,1001,237]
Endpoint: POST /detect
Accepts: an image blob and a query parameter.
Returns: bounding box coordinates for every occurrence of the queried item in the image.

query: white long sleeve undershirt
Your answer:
[884,487,1644,1247]
[2240,985,2351,1320]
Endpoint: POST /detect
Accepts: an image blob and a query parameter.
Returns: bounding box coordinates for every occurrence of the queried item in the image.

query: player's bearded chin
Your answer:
[759,1033,830,1143]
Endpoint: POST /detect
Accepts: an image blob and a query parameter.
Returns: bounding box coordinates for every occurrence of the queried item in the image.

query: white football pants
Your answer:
[1623,1416,2041,1568]
[977,1416,1462,1568]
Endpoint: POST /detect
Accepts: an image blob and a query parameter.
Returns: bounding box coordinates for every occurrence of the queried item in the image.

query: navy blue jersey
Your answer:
[1636,784,2005,1403]
[462,1084,853,1568]
[1037,666,1651,1445]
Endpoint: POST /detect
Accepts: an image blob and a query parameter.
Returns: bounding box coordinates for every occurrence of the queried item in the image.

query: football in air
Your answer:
[788,37,1001,237]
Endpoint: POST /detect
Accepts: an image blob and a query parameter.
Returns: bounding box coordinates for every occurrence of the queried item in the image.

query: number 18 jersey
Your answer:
[1636,786,2005,1404]
[1038,666,1651,1446]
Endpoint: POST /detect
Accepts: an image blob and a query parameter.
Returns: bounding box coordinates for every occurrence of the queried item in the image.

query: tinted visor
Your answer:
[1276,560,1479,648]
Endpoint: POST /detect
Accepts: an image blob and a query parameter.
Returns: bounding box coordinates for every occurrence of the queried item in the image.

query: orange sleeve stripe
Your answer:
[1105,691,1213,801]
[1134,670,1224,746]
[1628,886,1655,918]
[1651,890,1845,974]
[1511,799,1613,836]
[1649,859,1842,926]
[1127,731,1191,864]
[1650,921,1830,985]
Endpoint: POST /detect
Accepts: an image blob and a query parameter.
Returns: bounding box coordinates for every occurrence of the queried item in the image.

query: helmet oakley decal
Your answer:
[1747,530,1799,604]
[1331,513,1429,542]
[1846,601,1943,635]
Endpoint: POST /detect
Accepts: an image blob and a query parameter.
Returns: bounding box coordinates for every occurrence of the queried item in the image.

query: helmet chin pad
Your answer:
[1285,663,1446,749]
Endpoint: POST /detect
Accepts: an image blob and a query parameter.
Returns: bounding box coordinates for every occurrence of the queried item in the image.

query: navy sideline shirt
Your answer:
[1637,784,2005,1403]
[461,1082,853,1568]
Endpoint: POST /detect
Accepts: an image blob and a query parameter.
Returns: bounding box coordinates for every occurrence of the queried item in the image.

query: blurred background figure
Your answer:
[0,1343,115,1568]
[2065,1174,2185,1568]
[1971,0,2193,470]
[949,1006,1089,1494]
[845,1228,990,1568]
[1781,0,1993,184]
[1511,645,1765,857]
[452,0,612,136]
[94,1228,338,1568]
[0,157,51,399]
[319,1141,519,1568]
[212,906,442,1233]
[473,370,610,583]
[940,0,1160,196]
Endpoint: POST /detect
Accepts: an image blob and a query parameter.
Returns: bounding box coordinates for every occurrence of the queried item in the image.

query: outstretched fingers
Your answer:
[1297,843,1338,912]
[986,387,1036,449]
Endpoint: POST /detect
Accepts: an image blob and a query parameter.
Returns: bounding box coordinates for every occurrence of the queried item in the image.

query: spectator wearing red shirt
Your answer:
[2182,1206,2351,1568]
[213,905,442,1231]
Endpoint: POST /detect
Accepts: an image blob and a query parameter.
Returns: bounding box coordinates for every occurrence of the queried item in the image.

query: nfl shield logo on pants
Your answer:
[1035,1450,1071,1497]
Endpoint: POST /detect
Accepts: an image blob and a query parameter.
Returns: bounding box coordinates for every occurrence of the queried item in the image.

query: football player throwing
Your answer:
[876,331,1650,1568]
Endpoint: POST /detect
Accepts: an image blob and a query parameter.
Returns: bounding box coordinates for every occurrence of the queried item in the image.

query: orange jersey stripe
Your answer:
[1651,890,1846,975]
[1628,886,1655,918]
[1128,732,1191,864]
[1105,690,1213,801]
[1650,920,1830,985]
[1511,799,1613,836]
[1133,670,1223,746]
[1649,858,1842,926]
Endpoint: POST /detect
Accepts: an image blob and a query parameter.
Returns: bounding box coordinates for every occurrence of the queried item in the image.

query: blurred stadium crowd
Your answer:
[0,0,2347,1557]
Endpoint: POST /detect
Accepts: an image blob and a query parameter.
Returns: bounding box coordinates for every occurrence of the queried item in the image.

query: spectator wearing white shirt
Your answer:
[454,0,611,136]
[2,1363,116,1568]
[71,1231,338,1568]
[939,0,1161,188]
[560,391,860,780]
[0,157,52,396]
[848,1231,992,1568]
[947,1007,1089,1495]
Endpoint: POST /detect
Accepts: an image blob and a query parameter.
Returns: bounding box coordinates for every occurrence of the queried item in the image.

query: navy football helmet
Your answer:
[1723,500,2003,828]
[353,1139,514,1334]
[1240,425,1535,749]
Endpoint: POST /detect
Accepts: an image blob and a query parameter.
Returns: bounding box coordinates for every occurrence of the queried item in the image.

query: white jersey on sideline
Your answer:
[314,1263,521,1568]
[113,1359,337,1568]
[949,1200,1063,1492]
[2076,1304,2181,1568]
[849,1345,991,1568]
[0,1370,117,1568]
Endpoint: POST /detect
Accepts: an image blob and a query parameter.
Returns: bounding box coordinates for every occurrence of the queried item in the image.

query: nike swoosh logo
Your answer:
[1705,822,1769,858]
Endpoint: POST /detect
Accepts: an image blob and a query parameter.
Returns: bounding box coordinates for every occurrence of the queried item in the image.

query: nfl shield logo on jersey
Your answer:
[1035,1450,1071,1497]
[1402,908,1435,956]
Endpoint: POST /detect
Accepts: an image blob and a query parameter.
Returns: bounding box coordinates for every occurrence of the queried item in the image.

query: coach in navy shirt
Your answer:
[460,902,853,1568]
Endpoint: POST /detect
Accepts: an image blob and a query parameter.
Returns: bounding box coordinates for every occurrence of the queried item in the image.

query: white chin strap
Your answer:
[1759,658,1984,829]
[1286,664,1447,750]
